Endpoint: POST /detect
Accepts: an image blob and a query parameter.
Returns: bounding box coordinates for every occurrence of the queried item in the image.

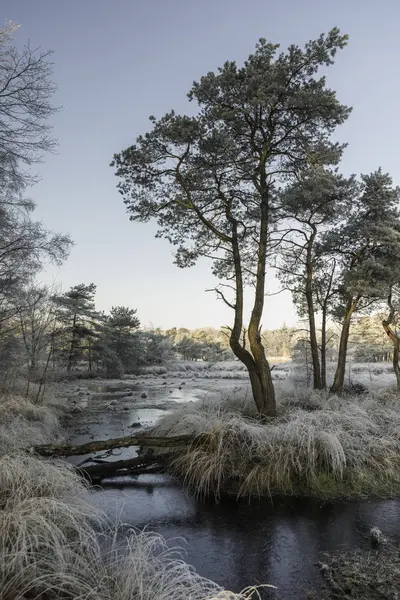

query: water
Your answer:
[66,381,201,464]
[90,477,400,598]
[67,381,400,599]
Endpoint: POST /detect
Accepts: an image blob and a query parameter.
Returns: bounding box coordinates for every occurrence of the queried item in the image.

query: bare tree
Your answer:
[17,285,56,371]
[0,22,57,186]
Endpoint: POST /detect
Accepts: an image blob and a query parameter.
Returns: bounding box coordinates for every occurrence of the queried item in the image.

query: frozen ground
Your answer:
[134,359,397,391]
[59,359,398,416]
[58,359,398,459]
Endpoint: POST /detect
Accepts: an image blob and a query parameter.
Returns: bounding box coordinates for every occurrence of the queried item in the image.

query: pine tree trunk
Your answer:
[67,312,78,372]
[246,196,276,417]
[321,302,327,390]
[393,342,400,391]
[307,295,322,389]
[305,230,322,389]
[330,298,357,393]
[67,335,75,372]
[88,338,92,372]
[229,217,276,417]
[247,332,276,417]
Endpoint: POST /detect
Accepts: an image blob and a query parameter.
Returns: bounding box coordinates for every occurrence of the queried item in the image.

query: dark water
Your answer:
[89,473,400,599]
[68,384,400,599]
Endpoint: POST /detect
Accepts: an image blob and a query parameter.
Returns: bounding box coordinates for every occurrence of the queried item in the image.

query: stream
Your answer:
[65,378,400,599]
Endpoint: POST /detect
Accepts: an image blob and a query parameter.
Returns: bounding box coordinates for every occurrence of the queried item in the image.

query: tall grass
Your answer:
[0,386,265,598]
[0,454,265,599]
[152,389,400,499]
[0,392,62,455]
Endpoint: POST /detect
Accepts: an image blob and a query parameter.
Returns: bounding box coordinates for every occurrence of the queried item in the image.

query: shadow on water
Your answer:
[91,475,400,599]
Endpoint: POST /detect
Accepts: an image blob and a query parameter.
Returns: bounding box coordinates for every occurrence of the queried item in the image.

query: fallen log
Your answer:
[33,434,195,457]
[78,453,172,483]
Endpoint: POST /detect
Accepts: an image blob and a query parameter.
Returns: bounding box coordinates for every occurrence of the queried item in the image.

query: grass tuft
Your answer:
[153,390,400,499]
[0,392,63,455]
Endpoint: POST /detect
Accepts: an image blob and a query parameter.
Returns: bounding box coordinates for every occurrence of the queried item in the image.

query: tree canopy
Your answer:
[112,28,351,415]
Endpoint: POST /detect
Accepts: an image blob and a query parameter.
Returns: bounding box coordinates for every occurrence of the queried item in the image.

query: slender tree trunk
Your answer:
[382,313,400,391]
[393,342,400,391]
[51,332,56,371]
[318,258,336,391]
[305,230,322,389]
[321,301,327,390]
[330,297,358,393]
[67,312,77,372]
[35,338,53,405]
[247,198,276,417]
[229,220,276,417]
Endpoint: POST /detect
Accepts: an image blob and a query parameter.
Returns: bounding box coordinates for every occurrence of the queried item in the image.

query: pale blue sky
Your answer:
[3,0,400,329]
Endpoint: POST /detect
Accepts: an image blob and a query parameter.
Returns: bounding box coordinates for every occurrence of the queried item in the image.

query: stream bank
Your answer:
[62,376,400,599]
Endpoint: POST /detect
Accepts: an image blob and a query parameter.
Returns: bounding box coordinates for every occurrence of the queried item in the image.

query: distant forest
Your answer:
[2,279,394,393]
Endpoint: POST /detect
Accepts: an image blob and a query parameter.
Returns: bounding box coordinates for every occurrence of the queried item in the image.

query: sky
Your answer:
[2,0,400,330]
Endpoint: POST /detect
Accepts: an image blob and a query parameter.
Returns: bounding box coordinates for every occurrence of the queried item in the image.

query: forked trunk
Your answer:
[330,298,358,393]
[247,194,276,416]
[229,213,276,417]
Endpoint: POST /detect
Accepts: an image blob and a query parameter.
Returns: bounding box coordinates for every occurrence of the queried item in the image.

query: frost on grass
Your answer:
[0,455,265,599]
[320,540,400,600]
[152,390,400,499]
[0,393,265,599]
[0,453,89,506]
[0,392,62,455]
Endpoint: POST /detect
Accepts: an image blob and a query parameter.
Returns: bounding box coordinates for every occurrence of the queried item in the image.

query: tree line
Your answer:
[1,281,236,389]
[7,274,395,392]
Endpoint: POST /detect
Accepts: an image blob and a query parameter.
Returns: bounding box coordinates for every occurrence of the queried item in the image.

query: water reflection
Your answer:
[91,478,400,599]
[67,383,400,598]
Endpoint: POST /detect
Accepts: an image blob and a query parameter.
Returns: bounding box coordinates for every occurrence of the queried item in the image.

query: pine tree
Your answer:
[112,29,351,415]
[52,283,101,371]
[99,306,140,375]
[321,170,400,392]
